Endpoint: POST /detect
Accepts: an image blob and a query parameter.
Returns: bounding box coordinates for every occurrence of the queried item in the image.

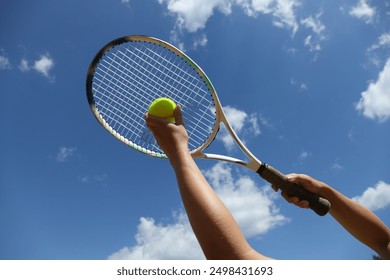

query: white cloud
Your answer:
[290,77,308,92]
[298,149,311,161]
[19,59,29,72]
[33,54,55,80]
[17,54,55,81]
[158,0,301,46]
[108,162,286,260]
[192,33,208,49]
[108,213,204,260]
[219,106,261,151]
[80,173,108,184]
[204,162,287,237]
[331,162,343,171]
[269,0,300,34]
[0,56,11,70]
[352,181,390,211]
[349,0,376,24]
[158,0,232,33]
[0,50,11,70]
[301,12,326,52]
[377,33,390,47]
[355,57,390,122]
[368,32,390,52]
[56,147,77,162]
[300,83,308,91]
[301,14,324,35]
[248,113,261,135]
[348,129,355,141]
[366,33,390,67]
[330,158,344,172]
[240,0,301,34]
[224,105,247,131]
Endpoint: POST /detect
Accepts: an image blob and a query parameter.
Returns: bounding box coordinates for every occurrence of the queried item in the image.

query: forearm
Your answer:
[171,152,268,260]
[320,185,390,259]
[145,110,268,259]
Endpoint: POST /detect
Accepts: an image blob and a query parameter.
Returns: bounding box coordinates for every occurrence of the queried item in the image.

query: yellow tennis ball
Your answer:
[148,97,176,123]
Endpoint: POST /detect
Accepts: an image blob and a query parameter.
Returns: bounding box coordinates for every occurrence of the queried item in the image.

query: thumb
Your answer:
[287,174,318,194]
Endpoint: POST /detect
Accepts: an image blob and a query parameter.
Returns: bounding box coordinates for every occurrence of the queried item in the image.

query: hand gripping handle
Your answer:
[257,164,331,216]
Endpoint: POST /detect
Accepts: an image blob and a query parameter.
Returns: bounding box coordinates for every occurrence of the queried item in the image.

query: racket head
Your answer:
[86,35,220,158]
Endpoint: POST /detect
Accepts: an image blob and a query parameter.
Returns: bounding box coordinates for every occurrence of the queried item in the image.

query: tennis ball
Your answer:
[148,97,176,123]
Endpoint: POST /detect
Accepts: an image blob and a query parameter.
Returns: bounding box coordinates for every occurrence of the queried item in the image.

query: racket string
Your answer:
[94,49,160,148]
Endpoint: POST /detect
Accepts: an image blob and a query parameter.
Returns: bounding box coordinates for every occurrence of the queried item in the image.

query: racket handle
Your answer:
[257,164,331,216]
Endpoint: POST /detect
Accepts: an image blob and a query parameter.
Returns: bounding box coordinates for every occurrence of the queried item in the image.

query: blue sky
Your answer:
[1,0,389,260]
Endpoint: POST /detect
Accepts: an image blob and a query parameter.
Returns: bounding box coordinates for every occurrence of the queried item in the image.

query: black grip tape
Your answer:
[257,164,330,216]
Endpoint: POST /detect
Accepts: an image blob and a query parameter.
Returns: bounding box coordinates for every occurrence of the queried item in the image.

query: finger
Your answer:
[271,184,279,192]
[285,196,308,208]
[297,200,310,208]
[285,173,299,183]
[144,113,152,129]
[281,191,299,204]
[145,112,169,127]
[287,173,320,195]
[174,104,185,126]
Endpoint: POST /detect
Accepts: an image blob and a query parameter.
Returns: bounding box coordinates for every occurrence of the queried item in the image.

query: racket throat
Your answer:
[192,151,261,171]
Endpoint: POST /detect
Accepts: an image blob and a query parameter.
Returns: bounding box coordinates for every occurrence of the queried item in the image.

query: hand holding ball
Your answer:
[148,97,176,123]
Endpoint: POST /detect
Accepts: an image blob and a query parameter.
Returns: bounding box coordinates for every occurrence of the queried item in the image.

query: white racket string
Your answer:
[91,40,217,155]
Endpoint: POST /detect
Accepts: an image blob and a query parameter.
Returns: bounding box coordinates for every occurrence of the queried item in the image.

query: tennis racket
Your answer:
[86,35,331,216]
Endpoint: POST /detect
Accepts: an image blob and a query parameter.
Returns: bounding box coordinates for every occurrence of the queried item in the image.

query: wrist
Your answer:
[317,183,334,200]
[168,149,192,169]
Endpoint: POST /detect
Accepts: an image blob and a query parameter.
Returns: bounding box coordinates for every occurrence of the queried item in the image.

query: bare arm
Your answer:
[280,174,390,259]
[145,106,269,260]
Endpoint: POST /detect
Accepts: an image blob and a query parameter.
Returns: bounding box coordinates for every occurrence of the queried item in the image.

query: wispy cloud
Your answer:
[80,174,108,184]
[290,77,308,92]
[0,49,11,70]
[349,0,376,24]
[244,0,301,35]
[330,158,344,172]
[366,32,390,67]
[56,147,77,162]
[191,33,208,49]
[355,57,390,122]
[157,0,301,47]
[19,53,55,82]
[368,32,390,52]
[348,129,355,141]
[298,149,311,161]
[219,106,261,151]
[352,181,390,211]
[108,162,287,259]
[301,12,326,53]
[19,59,29,72]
